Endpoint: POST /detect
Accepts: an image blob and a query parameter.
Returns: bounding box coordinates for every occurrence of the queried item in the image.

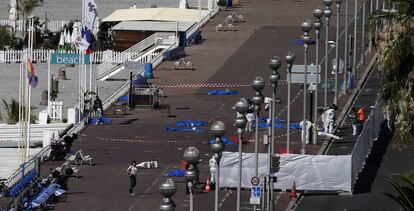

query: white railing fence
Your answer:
[0,49,171,64]
[0,19,68,32]
[186,7,219,40]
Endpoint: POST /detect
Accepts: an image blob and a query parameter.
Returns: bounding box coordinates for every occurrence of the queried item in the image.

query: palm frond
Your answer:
[385,175,414,210]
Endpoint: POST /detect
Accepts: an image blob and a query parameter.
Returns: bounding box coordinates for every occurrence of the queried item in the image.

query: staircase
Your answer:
[96,32,176,81]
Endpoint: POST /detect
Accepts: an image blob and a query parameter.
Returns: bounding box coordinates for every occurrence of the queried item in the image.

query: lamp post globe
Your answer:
[323,0,333,6]
[234,98,249,114]
[301,20,313,33]
[313,8,324,18]
[211,141,224,154]
[184,168,197,182]
[210,121,226,138]
[159,179,176,198]
[302,33,312,44]
[268,56,282,71]
[183,147,200,165]
[251,76,265,92]
[234,116,247,129]
[159,179,176,211]
[324,7,332,17]
[285,51,295,65]
[160,203,175,211]
[250,93,264,106]
[313,18,322,30]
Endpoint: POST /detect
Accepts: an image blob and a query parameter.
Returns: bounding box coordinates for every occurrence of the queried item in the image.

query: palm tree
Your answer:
[2,99,37,124]
[368,0,414,151]
[18,0,44,37]
[384,172,414,211]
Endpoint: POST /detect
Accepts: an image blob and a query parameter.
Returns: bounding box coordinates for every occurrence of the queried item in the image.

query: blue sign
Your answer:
[251,186,261,197]
[51,53,91,65]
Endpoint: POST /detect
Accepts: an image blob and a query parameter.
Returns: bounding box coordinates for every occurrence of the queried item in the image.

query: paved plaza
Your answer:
[1,0,388,210]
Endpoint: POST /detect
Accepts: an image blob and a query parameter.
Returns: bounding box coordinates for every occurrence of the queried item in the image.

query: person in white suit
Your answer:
[300,118,312,144]
[209,156,217,185]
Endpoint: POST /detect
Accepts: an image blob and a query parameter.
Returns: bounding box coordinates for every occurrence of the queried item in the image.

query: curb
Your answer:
[317,53,378,156]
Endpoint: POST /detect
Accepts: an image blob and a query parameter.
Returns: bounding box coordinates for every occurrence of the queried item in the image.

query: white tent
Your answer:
[65,29,71,44]
[58,30,64,46]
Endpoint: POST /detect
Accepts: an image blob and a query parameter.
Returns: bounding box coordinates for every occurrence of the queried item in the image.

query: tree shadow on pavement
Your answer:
[353,120,393,194]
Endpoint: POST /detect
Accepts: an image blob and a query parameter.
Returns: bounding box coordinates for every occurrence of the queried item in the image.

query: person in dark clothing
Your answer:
[349,107,358,135]
[126,160,138,196]
[93,96,103,118]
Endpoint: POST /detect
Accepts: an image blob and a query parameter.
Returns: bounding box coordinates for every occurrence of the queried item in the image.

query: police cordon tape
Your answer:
[133,81,289,88]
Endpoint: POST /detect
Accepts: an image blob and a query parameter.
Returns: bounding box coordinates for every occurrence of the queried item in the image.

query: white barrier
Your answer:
[219,152,352,192]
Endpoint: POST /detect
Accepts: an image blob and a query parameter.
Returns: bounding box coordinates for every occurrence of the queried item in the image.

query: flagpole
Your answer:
[26,18,34,159]
[89,55,92,96]
[78,52,82,121]
[47,51,51,115]
[18,63,22,164]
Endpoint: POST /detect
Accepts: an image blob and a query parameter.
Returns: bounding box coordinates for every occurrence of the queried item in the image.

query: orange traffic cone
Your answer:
[290,181,297,200]
[204,177,211,193]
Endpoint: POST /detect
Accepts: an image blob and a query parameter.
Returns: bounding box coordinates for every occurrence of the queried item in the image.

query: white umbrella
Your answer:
[58,30,64,46]
[65,29,71,44]
[62,29,67,44]
[71,26,78,44]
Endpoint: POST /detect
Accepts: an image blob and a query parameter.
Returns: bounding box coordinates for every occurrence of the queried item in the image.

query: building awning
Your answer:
[112,21,196,32]
[102,8,209,23]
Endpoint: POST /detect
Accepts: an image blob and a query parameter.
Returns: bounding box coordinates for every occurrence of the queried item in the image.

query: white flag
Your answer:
[74,35,90,51]
[85,0,97,30]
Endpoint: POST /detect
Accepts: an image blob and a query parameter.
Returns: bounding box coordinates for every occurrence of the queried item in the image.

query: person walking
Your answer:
[300,117,312,144]
[357,106,365,134]
[127,160,138,196]
[93,96,103,118]
[349,107,358,135]
[324,104,336,134]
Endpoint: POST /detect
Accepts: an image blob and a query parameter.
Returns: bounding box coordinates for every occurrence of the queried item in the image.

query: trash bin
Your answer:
[144,63,153,78]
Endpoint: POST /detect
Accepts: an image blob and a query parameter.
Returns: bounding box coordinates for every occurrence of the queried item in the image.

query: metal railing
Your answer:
[351,102,383,190]
[186,7,219,40]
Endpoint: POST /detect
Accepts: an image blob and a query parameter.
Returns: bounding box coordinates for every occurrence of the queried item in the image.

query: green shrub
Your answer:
[217,0,226,7]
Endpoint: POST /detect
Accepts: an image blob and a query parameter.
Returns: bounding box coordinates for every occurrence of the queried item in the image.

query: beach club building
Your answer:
[102,8,211,51]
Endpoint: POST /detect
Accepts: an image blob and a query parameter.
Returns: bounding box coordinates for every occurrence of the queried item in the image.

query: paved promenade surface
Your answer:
[35,0,371,210]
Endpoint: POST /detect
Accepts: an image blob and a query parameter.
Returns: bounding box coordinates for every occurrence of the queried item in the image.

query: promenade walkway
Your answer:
[35,0,372,210]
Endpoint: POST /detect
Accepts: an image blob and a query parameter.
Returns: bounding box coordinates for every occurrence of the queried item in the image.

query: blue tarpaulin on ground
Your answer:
[89,116,112,125]
[166,169,185,177]
[165,127,205,132]
[176,120,207,127]
[256,122,302,130]
[118,95,128,101]
[207,90,240,95]
[293,39,316,45]
[208,137,235,146]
